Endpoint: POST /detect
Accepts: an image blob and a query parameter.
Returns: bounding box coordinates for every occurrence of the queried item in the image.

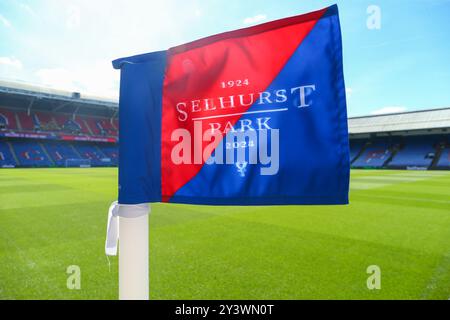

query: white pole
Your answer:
[118,204,150,300]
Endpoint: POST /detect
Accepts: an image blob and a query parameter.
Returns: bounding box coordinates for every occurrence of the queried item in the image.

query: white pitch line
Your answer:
[192,108,288,121]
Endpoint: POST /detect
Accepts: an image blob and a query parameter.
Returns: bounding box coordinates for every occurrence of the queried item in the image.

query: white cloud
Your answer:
[243,14,267,25]
[20,3,37,17]
[0,57,23,69]
[36,68,78,91]
[66,5,81,30]
[0,14,12,28]
[370,106,407,115]
[35,62,120,99]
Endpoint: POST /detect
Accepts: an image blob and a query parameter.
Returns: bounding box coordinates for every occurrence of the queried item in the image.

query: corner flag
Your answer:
[113,4,349,206]
[108,4,350,299]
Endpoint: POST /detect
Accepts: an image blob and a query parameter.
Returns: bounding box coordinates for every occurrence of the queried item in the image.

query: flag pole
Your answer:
[118,203,150,300]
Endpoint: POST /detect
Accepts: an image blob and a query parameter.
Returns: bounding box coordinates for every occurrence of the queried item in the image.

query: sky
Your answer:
[0,0,449,117]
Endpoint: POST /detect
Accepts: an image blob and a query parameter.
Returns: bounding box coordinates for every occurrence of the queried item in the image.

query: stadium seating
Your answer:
[44,142,81,166]
[54,114,90,134]
[82,117,117,136]
[0,92,118,168]
[84,118,102,135]
[349,140,365,163]
[0,108,18,130]
[12,140,53,167]
[0,107,118,137]
[97,118,117,136]
[0,137,119,168]
[388,138,435,168]
[0,140,17,167]
[99,145,119,165]
[1,133,448,169]
[16,111,36,131]
[54,114,71,130]
[436,147,450,168]
[352,142,392,168]
[2,103,449,170]
[36,112,60,131]
[74,144,110,166]
[73,116,92,135]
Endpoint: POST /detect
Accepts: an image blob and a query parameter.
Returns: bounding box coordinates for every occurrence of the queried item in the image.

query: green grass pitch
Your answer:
[0,168,449,300]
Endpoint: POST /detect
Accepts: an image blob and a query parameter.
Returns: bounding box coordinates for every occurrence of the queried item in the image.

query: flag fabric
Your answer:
[112,4,349,206]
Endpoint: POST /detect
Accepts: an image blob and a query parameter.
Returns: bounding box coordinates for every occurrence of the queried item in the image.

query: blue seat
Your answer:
[12,141,52,167]
[388,139,435,168]
[44,142,81,166]
[436,147,450,168]
[352,142,391,168]
[74,144,108,166]
[0,141,17,167]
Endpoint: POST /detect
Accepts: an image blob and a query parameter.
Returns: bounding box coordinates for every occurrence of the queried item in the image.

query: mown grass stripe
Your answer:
[0,168,449,299]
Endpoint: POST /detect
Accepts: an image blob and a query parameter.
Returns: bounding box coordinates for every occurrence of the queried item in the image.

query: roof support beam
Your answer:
[53,101,72,112]
[26,97,35,115]
[73,105,80,119]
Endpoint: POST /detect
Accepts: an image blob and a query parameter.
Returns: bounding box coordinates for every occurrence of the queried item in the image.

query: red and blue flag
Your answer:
[113,4,349,205]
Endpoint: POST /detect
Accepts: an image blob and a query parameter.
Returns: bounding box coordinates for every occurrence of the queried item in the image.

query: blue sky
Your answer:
[0,0,449,117]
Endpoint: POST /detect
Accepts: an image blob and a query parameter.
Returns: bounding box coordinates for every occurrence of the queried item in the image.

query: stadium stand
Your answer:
[349,140,365,163]
[45,141,81,166]
[97,118,118,136]
[0,80,119,167]
[0,140,17,167]
[74,115,92,135]
[54,114,73,132]
[84,117,103,136]
[348,108,450,170]
[74,144,110,167]
[55,114,100,136]
[351,141,392,168]
[16,111,36,131]
[1,80,450,170]
[0,108,17,130]
[35,111,58,131]
[436,146,450,169]
[99,145,119,165]
[388,137,437,169]
[12,140,52,167]
[0,106,122,138]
